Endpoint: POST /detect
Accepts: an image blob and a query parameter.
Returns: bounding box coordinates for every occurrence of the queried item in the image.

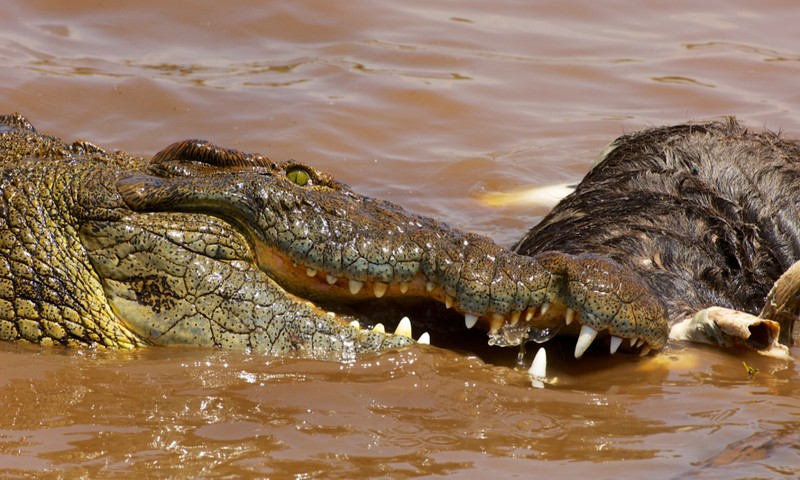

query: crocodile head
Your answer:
[111,139,668,359]
[0,113,668,361]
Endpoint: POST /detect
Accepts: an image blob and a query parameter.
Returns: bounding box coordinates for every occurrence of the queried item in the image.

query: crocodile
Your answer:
[0,113,795,362]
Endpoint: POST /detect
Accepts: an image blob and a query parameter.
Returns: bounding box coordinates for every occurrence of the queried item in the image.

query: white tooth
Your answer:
[394,316,412,338]
[349,320,360,329]
[372,323,385,333]
[635,338,644,348]
[464,314,479,329]
[528,348,547,378]
[574,324,598,358]
[510,311,521,325]
[630,337,638,347]
[540,302,550,315]
[565,308,575,326]
[525,310,534,321]
[326,311,336,317]
[399,282,409,294]
[426,281,435,292]
[374,282,388,298]
[639,346,651,357]
[490,314,505,333]
[609,336,623,354]
[417,332,430,344]
[326,274,338,285]
[306,268,317,277]
[349,279,363,294]
[445,296,453,309]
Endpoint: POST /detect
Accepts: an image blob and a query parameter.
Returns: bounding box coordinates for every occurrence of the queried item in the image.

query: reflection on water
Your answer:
[2,0,800,477]
[1,342,798,477]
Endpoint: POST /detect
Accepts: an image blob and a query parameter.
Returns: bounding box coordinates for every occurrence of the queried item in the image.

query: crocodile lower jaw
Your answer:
[265,252,658,359]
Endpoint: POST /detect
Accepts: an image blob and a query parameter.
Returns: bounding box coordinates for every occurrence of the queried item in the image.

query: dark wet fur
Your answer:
[514,120,800,323]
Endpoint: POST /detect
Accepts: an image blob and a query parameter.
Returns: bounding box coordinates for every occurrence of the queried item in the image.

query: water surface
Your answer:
[1,0,799,477]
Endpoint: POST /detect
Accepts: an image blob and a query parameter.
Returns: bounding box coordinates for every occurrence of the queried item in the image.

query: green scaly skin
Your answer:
[0,113,668,359]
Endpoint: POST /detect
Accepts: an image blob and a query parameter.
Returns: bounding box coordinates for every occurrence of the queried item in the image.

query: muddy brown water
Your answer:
[2,0,800,478]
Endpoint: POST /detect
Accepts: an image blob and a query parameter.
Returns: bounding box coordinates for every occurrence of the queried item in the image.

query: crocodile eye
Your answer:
[286,166,311,186]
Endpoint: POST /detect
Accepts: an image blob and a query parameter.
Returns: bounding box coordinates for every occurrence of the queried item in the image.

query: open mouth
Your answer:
[250,238,662,360]
[112,140,670,365]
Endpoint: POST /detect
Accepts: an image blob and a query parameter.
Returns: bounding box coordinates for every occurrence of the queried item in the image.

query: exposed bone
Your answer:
[478,182,574,208]
[759,259,800,346]
[670,307,789,359]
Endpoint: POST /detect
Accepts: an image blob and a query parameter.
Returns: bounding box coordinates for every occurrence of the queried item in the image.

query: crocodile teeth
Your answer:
[399,282,409,294]
[349,279,363,295]
[306,268,317,277]
[510,311,521,325]
[464,314,479,329]
[529,348,547,389]
[417,332,430,344]
[525,309,534,321]
[528,347,547,378]
[372,323,385,333]
[395,316,412,338]
[349,320,360,329]
[374,282,388,298]
[540,302,550,315]
[565,308,575,326]
[326,274,338,285]
[426,281,435,292]
[574,324,598,358]
[490,314,504,333]
[609,335,623,354]
[445,296,453,309]
[630,337,638,347]
[639,346,651,357]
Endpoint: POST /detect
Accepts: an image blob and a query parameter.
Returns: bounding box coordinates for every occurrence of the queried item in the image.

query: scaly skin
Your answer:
[0,113,668,358]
